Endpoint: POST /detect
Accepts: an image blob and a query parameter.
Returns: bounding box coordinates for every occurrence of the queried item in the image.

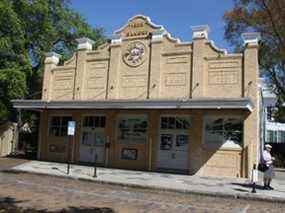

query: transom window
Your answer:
[49,116,72,136]
[160,116,190,130]
[83,116,106,128]
[204,117,243,146]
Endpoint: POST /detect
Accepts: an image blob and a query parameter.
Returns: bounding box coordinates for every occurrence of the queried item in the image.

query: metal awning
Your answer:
[12,98,254,111]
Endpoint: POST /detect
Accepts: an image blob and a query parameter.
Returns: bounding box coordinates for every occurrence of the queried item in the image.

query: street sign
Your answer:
[252,169,258,182]
[67,121,76,136]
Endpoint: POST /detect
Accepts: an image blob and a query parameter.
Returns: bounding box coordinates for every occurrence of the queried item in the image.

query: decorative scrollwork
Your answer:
[123,41,147,67]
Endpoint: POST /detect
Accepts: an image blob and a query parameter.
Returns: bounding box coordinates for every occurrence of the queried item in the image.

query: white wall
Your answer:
[0,123,16,156]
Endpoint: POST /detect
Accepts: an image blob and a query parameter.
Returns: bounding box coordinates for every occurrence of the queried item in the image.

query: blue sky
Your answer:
[70,0,234,52]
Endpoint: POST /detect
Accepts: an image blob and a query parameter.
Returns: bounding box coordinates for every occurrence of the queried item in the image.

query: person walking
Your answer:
[262,144,275,190]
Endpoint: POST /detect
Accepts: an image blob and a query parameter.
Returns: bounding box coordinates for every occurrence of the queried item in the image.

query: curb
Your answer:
[275,168,285,172]
[2,169,285,203]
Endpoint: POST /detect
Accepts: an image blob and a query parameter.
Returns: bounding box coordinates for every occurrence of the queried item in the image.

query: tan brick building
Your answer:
[13,15,261,178]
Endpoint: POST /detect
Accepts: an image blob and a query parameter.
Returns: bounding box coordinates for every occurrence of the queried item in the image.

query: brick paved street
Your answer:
[11,160,285,201]
[0,157,28,171]
[1,157,285,212]
[0,171,285,213]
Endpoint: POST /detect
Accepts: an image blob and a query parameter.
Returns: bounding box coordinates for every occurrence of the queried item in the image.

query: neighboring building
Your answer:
[261,78,285,144]
[13,15,261,178]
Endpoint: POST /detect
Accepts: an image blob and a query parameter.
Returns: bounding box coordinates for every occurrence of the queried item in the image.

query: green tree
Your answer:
[224,0,285,117]
[0,0,105,123]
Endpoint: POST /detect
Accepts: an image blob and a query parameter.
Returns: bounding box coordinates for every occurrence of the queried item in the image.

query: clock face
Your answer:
[123,41,147,67]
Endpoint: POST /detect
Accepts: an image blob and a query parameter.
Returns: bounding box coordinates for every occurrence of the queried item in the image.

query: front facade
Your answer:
[14,15,261,178]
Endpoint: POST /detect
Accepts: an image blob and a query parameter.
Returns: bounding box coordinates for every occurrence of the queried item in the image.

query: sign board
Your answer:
[67,121,76,136]
[252,169,258,182]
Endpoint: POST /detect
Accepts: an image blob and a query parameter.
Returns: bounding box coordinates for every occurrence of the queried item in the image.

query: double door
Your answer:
[156,116,190,171]
[79,116,106,164]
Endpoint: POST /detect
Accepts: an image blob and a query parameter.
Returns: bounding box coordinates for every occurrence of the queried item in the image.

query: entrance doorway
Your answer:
[79,115,106,164]
[156,115,190,172]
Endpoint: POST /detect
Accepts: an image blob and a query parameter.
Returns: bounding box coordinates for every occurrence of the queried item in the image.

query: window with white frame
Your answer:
[49,116,72,136]
[279,131,285,143]
[267,106,277,121]
[266,130,277,143]
[266,130,273,143]
[204,117,243,147]
[266,130,285,143]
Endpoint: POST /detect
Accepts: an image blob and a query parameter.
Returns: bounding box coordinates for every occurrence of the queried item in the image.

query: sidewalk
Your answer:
[6,160,285,202]
[0,157,28,171]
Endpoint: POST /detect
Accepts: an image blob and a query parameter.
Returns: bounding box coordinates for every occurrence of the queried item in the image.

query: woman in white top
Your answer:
[262,144,275,190]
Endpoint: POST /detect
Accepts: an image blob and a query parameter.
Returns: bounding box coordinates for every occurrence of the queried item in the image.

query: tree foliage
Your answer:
[224,0,285,108]
[0,0,105,122]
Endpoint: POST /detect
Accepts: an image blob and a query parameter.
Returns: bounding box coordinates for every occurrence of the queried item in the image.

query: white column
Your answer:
[76,37,95,50]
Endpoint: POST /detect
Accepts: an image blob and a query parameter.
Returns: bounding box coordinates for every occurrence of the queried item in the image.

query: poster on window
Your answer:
[176,135,188,147]
[95,132,105,146]
[160,134,173,150]
[118,115,148,144]
[176,135,188,151]
[121,148,138,160]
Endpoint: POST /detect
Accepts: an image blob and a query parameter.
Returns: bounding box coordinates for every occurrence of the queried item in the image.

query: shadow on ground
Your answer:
[231,182,265,190]
[0,197,115,213]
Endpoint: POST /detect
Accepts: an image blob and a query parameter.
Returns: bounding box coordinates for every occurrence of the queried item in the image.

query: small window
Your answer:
[279,131,285,143]
[267,106,277,121]
[266,130,278,143]
[272,131,278,143]
[49,116,72,136]
[267,130,277,143]
[204,117,243,146]
[83,116,106,128]
[160,116,190,130]
[266,130,272,143]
